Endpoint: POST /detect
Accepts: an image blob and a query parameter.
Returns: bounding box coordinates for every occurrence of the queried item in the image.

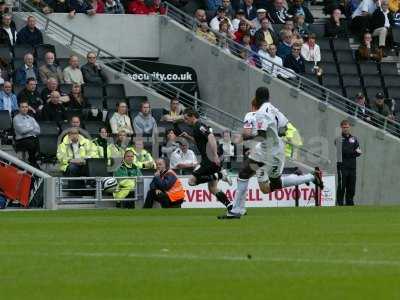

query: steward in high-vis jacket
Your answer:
[143,158,185,208]
[113,150,142,204]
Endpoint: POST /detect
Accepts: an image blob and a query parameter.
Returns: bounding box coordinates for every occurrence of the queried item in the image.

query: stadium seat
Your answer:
[59,84,72,95]
[105,97,122,110]
[87,97,104,110]
[86,158,108,176]
[341,74,361,87]
[38,135,58,162]
[321,50,335,63]
[13,44,34,59]
[322,74,341,87]
[309,24,326,38]
[345,86,363,99]
[0,46,12,63]
[34,44,56,60]
[128,96,148,112]
[362,75,383,88]
[38,121,60,135]
[85,121,106,135]
[319,62,338,74]
[303,73,320,83]
[83,85,104,98]
[0,110,11,131]
[339,63,358,75]
[157,121,174,133]
[383,75,400,87]
[358,62,379,75]
[151,108,166,122]
[335,50,354,63]
[365,87,385,101]
[325,86,345,97]
[304,61,317,74]
[380,63,399,76]
[317,38,332,51]
[104,84,126,98]
[331,38,351,51]
[387,87,400,99]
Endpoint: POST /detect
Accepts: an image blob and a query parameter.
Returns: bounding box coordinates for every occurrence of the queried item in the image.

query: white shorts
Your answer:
[249,143,285,183]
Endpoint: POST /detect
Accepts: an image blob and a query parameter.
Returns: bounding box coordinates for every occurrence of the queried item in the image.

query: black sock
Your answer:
[215,191,230,207]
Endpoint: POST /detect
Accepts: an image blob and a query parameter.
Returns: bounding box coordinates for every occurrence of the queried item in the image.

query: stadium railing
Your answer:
[163,3,400,138]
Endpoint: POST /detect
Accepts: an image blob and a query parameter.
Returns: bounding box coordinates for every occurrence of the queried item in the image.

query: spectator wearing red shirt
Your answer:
[127,0,165,14]
[91,0,105,13]
[234,20,249,43]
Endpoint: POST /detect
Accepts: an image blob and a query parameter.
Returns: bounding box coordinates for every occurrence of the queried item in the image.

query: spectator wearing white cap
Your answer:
[251,8,271,34]
[210,6,233,31]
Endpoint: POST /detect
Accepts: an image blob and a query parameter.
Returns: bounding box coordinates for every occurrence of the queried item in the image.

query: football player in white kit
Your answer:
[219,87,324,219]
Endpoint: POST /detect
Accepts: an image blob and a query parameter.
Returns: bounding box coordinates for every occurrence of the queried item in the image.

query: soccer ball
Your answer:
[102,177,118,193]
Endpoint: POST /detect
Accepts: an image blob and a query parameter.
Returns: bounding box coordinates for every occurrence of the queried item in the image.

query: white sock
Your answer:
[282,174,314,188]
[231,178,249,215]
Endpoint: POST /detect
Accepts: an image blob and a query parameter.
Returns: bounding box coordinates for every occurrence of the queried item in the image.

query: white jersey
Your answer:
[250,102,288,164]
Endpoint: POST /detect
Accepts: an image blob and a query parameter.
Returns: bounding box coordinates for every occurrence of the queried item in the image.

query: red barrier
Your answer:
[0,163,32,207]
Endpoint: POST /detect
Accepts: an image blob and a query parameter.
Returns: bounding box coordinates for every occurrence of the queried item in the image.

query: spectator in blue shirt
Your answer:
[277,29,293,59]
[14,53,39,86]
[0,81,18,115]
[16,16,43,47]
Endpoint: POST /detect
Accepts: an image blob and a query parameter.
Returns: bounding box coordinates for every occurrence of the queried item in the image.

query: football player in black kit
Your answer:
[180,108,233,210]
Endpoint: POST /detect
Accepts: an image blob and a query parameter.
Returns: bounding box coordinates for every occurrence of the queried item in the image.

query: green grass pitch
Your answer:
[1,207,400,300]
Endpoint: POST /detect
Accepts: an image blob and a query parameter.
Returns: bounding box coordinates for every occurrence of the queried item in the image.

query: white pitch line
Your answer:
[13,251,400,268]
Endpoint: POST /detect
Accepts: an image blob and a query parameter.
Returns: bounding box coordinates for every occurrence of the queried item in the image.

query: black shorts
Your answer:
[192,162,221,177]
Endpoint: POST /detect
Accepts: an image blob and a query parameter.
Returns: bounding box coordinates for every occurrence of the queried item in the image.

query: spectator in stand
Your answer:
[234,20,250,42]
[370,92,393,120]
[277,29,293,59]
[17,78,43,119]
[356,32,383,61]
[351,0,378,37]
[222,0,235,19]
[251,8,269,34]
[301,33,321,62]
[107,129,129,166]
[56,127,98,177]
[254,17,278,47]
[113,149,141,205]
[218,130,234,163]
[232,9,253,32]
[161,97,183,122]
[127,138,156,169]
[42,0,70,13]
[90,0,105,13]
[104,0,125,13]
[370,0,393,51]
[127,0,165,14]
[170,140,198,171]
[81,51,107,85]
[218,18,235,40]
[196,22,217,44]
[241,31,255,51]
[210,6,233,32]
[15,53,39,86]
[68,0,96,16]
[92,127,109,158]
[13,100,41,169]
[142,158,185,209]
[0,81,18,116]
[63,55,84,85]
[41,77,69,104]
[239,48,257,66]
[206,0,222,14]
[161,129,179,159]
[109,101,134,135]
[283,43,305,74]
[0,57,11,83]
[268,0,291,24]
[288,0,314,24]
[353,92,371,122]
[39,52,64,84]
[133,101,158,136]
[16,16,43,47]
[67,84,90,118]
[194,8,207,23]
[294,14,310,38]
[0,14,16,49]
[41,91,68,122]
[240,0,257,21]
[325,8,348,38]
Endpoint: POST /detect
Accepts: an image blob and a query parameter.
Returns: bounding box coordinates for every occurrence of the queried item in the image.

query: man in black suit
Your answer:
[240,0,257,20]
[283,43,305,74]
[0,13,16,49]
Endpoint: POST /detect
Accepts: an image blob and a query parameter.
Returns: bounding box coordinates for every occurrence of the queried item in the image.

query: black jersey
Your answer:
[193,121,213,165]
